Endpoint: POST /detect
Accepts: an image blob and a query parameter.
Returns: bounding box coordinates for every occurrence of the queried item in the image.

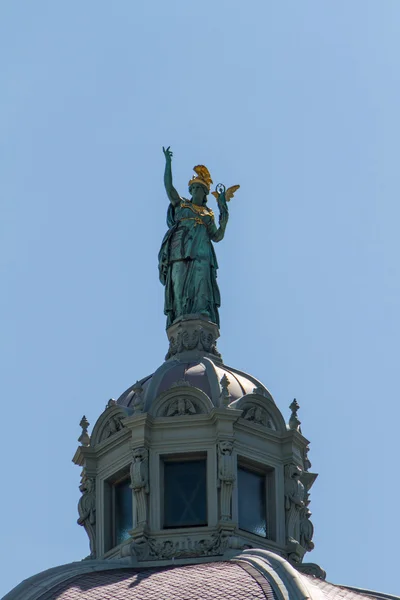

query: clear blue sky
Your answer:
[1,1,399,596]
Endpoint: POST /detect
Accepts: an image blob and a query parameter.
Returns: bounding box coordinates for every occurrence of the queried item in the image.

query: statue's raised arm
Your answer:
[162,146,181,207]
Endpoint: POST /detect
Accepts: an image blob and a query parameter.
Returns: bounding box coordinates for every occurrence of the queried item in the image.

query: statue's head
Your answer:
[188,165,212,205]
[189,182,208,206]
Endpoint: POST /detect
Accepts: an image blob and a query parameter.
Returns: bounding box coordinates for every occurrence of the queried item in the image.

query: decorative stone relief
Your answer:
[100,414,125,441]
[217,441,235,521]
[165,317,221,360]
[151,385,213,417]
[78,416,90,447]
[284,463,305,545]
[165,396,197,416]
[220,374,230,406]
[131,530,229,561]
[130,447,149,526]
[77,472,96,558]
[242,405,276,429]
[289,399,302,432]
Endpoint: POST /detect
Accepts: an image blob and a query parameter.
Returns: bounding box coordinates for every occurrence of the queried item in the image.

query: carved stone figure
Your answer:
[284,464,305,544]
[243,405,265,425]
[101,414,124,440]
[158,146,239,328]
[166,397,196,416]
[130,447,149,526]
[300,507,315,551]
[220,374,230,406]
[77,474,96,558]
[132,381,144,414]
[217,441,235,521]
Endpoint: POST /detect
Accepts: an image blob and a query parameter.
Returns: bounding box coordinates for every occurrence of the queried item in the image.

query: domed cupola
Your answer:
[72,311,318,574]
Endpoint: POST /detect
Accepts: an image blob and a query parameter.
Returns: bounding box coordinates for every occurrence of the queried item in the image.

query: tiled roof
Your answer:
[305,574,399,600]
[38,562,274,600]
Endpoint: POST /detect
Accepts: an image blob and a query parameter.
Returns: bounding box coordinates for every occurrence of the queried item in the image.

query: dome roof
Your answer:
[117,356,274,411]
[5,550,395,600]
[13,562,271,600]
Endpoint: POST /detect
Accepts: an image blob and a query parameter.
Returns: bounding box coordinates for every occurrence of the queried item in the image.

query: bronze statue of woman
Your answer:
[158,146,230,328]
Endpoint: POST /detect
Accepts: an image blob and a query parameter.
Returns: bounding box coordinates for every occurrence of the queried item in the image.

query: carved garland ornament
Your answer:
[166,329,221,360]
[131,530,229,561]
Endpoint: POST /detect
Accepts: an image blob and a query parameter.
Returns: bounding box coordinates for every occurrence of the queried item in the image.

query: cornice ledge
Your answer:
[233,549,326,600]
[151,413,217,428]
[209,407,242,424]
[72,446,96,466]
[235,419,282,440]
[123,413,150,428]
[282,429,311,445]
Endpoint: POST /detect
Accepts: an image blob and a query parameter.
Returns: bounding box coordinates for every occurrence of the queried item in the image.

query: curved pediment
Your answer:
[90,401,132,446]
[150,384,214,418]
[229,393,287,433]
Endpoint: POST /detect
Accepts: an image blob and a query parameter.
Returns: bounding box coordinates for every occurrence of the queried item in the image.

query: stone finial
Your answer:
[132,381,144,414]
[220,374,230,406]
[78,415,90,446]
[289,399,302,432]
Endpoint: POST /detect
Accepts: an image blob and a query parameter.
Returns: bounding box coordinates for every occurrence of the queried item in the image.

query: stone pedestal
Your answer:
[166,315,222,362]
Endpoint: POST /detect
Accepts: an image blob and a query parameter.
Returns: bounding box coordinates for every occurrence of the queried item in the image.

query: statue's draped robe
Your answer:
[158,200,221,327]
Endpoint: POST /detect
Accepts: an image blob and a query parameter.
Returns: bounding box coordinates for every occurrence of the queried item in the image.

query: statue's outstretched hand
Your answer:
[163,146,173,163]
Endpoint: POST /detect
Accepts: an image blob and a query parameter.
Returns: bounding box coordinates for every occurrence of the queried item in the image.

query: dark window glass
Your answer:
[114,478,132,545]
[238,467,267,537]
[164,460,207,528]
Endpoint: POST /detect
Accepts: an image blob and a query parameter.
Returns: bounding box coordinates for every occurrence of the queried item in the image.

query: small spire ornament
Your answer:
[78,415,90,446]
[289,398,302,432]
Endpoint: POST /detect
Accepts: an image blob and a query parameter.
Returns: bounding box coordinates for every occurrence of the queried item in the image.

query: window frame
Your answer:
[160,452,208,530]
[104,468,133,551]
[237,457,276,541]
